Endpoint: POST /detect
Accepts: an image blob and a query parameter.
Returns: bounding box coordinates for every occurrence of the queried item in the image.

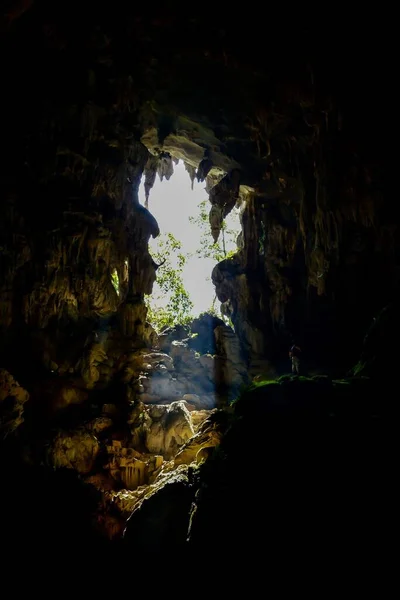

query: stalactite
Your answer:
[157,152,174,182]
[143,154,158,208]
[196,150,213,182]
[208,169,240,242]
[184,161,196,190]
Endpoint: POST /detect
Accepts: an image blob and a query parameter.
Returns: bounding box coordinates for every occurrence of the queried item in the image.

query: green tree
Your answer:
[189,199,239,324]
[146,233,193,331]
[189,200,238,262]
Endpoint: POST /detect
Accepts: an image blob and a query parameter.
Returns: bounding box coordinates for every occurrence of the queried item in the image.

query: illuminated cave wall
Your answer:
[0,7,393,376]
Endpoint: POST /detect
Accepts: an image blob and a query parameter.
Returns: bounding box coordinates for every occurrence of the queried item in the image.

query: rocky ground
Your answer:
[0,313,249,540]
[0,304,392,582]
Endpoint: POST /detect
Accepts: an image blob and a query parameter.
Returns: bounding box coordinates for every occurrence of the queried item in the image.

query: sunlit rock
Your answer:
[143,401,194,458]
[105,440,163,490]
[174,411,224,466]
[189,409,215,429]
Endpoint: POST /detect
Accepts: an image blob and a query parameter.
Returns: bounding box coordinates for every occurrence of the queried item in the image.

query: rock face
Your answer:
[48,428,100,474]
[123,466,194,555]
[174,410,225,466]
[0,10,392,380]
[143,401,194,459]
[0,370,29,436]
[104,440,163,490]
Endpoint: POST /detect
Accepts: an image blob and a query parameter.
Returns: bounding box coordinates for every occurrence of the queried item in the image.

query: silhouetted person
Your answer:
[289,343,302,374]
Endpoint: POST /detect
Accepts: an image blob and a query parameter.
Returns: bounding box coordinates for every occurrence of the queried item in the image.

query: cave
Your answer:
[0,4,392,585]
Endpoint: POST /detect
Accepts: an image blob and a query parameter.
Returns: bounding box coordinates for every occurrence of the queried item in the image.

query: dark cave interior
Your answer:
[0,2,392,584]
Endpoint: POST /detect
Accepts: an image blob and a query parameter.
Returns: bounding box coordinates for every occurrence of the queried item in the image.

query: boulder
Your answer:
[141,352,174,371]
[169,340,194,363]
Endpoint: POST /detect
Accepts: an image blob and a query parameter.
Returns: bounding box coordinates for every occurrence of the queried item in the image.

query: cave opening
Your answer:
[138,159,241,331]
[0,8,390,576]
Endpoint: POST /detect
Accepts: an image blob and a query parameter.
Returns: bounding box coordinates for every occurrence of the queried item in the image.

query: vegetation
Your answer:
[188,199,238,263]
[188,199,239,324]
[146,233,193,332]
[145,200,241,331]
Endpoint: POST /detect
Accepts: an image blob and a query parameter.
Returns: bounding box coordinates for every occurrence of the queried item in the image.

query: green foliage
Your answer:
[145,200,240,331]
[188,199,239,325]
[200,297,233,327]
[189,200,238,263]
[146,233,193,332]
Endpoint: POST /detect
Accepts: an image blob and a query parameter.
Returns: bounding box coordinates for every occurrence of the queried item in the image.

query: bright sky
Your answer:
[138,161,240,316]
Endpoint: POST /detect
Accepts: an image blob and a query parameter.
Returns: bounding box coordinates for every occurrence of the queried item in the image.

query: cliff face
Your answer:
[0,4,392,568]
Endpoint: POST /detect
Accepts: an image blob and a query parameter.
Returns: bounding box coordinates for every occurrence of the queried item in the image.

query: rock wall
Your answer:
[1,9,392,378]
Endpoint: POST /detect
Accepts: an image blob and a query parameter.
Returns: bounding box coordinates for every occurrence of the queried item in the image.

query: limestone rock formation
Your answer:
[208,169,241,242]
[143,154,158,207]
[157,152,174,182]
[48,428,100,474]
[196,150,213,183]
[105,440,163,490]
[158,324,189,352]
[0,369,29,436]
[174,410,225,466]
[142,401,194,459]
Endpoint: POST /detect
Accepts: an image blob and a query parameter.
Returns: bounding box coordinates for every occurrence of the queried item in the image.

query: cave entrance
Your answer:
[138,161,241,332]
